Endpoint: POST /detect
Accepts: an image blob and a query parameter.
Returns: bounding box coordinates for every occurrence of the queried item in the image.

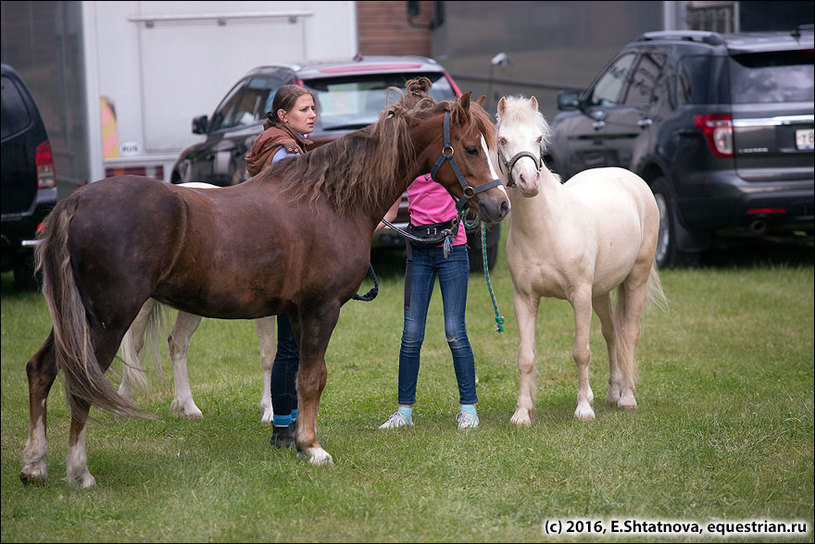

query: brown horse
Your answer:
[20,79,509,487]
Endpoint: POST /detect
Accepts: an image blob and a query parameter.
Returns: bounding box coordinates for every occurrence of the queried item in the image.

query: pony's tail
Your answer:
[35,200,145,419]
[120,299,169,393]
[612,260,669,384]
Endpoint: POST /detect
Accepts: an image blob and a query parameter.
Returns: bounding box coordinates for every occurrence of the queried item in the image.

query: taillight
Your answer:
[35,140,56,189]
[694,114,733,158]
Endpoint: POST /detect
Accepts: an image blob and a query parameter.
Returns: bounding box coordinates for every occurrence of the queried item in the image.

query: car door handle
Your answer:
[638,118,653,128]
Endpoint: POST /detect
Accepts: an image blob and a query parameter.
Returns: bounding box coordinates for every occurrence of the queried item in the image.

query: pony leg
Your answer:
[614,268,651,411]
[592,293,622,407]
[118,298,156,400]
[571,289,595,421]
[20,333,58,485]
[293,305,339,466]
[255,316,276,425]
[168,311,204,419]
[64,397,95,488]
[510,291,539,426]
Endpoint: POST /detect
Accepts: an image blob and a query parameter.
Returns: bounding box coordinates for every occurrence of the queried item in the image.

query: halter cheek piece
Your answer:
[497,144,545,188]
[430,111,503,212]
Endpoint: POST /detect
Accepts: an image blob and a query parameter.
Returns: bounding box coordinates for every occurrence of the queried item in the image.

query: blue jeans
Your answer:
[270,314,298,416]
[398,243,478,406]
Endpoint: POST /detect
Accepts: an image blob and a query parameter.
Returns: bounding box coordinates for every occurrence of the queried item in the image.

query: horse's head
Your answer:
[495,95,550,198]
[414,92,510,223]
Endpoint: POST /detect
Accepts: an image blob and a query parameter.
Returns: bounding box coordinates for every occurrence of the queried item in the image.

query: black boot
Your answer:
[271,423,295,449]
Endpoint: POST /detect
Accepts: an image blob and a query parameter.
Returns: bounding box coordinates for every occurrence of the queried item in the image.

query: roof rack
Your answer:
[640,30,725,46]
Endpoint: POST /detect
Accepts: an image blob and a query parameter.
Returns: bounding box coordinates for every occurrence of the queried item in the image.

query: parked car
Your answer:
[170,55,500,271]
[547,28,814,268]
[1,64,57,290]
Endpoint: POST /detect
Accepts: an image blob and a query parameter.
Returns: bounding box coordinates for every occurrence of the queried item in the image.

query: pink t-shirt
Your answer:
[406,174,467,246]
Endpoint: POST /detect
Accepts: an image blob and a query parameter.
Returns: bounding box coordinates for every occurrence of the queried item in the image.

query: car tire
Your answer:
[13,251,39,291]
[651,177,700,269]
[467,223,500,272]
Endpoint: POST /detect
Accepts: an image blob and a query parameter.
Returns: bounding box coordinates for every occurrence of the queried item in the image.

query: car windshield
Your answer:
[728,49,814,103]
[301,72,455,132]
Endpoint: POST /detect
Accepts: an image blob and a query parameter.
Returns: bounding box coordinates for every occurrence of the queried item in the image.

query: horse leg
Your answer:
[168,311,204,419]
[614,268,651,411]
[510,291,539,426]
[20,332,58,485]
[292,304,339,466]
[255,315,276,425]
[118,298,156,400]
[593,293,622,407]
[65,327,124,488]
[571,288,595,421]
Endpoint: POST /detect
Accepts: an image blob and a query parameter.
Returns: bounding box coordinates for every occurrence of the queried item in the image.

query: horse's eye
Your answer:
[465,146,479,156]
[498,137,507,146]
[536,136,543,144]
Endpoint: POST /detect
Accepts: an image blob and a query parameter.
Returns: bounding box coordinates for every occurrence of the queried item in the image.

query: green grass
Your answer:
[2,233,813,542]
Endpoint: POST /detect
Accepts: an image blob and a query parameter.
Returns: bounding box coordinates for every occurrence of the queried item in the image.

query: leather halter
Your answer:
[430,110,503,213]
[497,145,544,188]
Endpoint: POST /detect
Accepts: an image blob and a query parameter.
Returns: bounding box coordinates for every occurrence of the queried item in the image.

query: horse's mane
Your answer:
[266,78,496,214]
[496,95,550,145]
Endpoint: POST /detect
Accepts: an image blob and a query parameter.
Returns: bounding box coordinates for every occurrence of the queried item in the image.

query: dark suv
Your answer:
[548,28,814,268]
[1,64,57,290]
[170,55,500,271]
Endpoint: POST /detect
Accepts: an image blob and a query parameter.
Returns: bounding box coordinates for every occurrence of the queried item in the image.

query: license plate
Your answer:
[795,128,814,150]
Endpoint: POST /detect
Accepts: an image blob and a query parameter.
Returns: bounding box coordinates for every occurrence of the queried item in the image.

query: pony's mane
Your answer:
[496,95,550,145]
[266,82,496,214]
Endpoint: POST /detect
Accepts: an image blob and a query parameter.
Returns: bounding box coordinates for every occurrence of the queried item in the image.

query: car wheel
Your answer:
[13,251,39,291]
[467,223,500,272]
[651,177,699,269]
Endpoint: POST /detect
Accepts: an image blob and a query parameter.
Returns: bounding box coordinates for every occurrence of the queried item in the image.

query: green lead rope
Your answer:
[479,219,505,333]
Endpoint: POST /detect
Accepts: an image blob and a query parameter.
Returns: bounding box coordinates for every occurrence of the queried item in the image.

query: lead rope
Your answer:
[480,220,505,333]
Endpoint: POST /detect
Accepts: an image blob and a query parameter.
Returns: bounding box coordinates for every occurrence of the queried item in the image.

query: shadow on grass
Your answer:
[700,239,813,269]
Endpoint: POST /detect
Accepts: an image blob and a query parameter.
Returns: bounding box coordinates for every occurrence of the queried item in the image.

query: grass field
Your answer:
[1,235,813,542]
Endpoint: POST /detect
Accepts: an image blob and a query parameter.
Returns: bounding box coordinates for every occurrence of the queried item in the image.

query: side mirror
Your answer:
[557,90,581,111]
[192,115,209,135]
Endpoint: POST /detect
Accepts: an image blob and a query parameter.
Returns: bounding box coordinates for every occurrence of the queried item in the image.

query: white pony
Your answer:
[494,95,667,424]
[117,182,275,425]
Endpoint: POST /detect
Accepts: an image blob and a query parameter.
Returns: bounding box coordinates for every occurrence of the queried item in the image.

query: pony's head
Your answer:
[399,83,509,223]
[495,95,551,197]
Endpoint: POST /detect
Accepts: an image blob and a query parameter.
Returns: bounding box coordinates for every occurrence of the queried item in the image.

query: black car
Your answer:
[170,55,500,271]
[548,28,814,268]
[1,64,57,290]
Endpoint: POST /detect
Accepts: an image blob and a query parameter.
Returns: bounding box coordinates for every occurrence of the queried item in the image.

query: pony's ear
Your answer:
[530,96,538,111]
[497,96,507,117]
[459,91,472,111]
[474,95,486,106]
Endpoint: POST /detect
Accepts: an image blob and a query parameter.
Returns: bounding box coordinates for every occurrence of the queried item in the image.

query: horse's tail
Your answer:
[120,299,169,393]
[35,200,145,418]
[612,260,669,383]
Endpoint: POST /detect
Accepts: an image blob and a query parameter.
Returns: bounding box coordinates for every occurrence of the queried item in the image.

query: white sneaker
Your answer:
[379,411,414,430]
[456,411,479,429]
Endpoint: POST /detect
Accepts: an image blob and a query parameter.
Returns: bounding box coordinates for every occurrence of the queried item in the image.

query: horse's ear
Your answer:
[530,96,538,111]
[475,95,486,106]
[497,96,507,117]
[459,91,472,112]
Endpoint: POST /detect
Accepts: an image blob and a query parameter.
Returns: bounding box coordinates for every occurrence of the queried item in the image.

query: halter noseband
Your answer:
[430,111,503,213]
[497,145,544,188]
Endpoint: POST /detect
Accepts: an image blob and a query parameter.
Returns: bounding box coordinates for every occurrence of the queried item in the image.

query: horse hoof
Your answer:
[298,447,334,466]
[171,401,203,419]
[260,407,273,426]
[574,407,596,422]
[510,412,532,427]
[64,472,96,488]
[19,470,46,486]
[617,401,637,411]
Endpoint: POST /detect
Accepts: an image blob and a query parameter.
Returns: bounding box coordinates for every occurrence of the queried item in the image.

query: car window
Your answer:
[209,76,283,133]
[728,50,814,104]
[587,53,637,107]
[302,72,456,131]
[677,55,730,105]
[623,51,666,105]
[1,74,32,140]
